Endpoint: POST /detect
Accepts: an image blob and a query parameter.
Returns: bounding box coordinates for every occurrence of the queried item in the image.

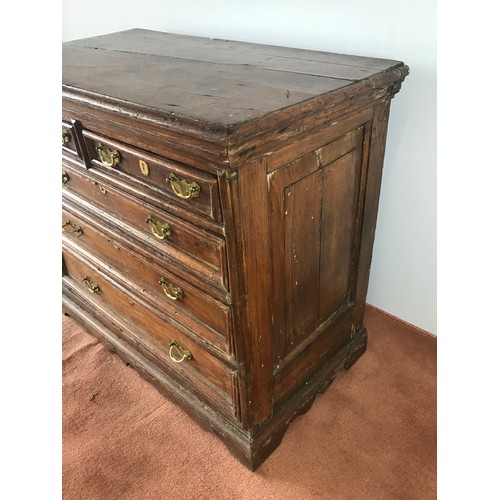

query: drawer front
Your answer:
[82,130,221,222]
[62,162,228,291]
[62,245,239,418]
[62,121,82,160]
[62,203,232,354]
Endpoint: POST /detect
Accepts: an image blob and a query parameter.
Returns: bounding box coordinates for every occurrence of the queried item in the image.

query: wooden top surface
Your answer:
[62,29,405,127]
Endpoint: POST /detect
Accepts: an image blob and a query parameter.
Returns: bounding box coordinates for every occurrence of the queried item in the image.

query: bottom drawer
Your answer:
[62,245,240,420]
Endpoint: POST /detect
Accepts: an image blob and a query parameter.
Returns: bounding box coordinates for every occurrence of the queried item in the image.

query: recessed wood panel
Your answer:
[269,127,365,369]
[318,149,362,322]
[284,171,322,346]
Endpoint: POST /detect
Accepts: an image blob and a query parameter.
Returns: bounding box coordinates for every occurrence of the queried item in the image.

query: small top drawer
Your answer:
[62,121,82,160]
[81,130,222,223]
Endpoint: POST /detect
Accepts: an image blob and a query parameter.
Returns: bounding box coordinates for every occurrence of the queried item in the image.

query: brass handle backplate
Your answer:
[96,143,121,167]
[139,159,150,176]
[82,276,100,294]
[145,215,172,240]
[168,341,192,363]
[168,173,201,200]
[62,220,83,237]
[62,171,69,184]
[62,130,71,146]
[159,277,184,300]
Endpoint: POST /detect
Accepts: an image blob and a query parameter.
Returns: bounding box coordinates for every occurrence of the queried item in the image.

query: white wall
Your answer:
[62,0,437,334]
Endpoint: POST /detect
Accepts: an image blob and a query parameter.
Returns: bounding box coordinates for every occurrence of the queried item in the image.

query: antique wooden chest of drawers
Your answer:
[62,29,408,469]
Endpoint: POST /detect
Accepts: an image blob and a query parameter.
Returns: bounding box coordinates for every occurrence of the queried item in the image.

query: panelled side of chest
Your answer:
[223,98,394,443]
[62,89,400,471]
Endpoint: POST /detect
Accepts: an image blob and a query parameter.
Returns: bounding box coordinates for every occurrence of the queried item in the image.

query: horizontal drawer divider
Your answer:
[80,161,225,235]
[62,194,232,303]
[62,163,227,286]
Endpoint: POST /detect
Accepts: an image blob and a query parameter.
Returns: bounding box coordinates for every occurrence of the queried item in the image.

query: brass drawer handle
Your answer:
[168,341,192,363]
[96,143,121,167]
[159,277,184,301]
[145,215,172,240]
[168,173,201,200]
[82,276,100,294]
[62,220,83,237]
[62,130,71,145]
[62,171,70,184]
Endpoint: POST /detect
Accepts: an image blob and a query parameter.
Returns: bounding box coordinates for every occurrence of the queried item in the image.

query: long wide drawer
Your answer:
[82,129,222,223]
[62,161,229,292]
[62,200,233,355]
[62,245,240,420]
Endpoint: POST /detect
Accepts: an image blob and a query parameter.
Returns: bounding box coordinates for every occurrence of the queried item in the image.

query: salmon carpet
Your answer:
[62,306,436,499]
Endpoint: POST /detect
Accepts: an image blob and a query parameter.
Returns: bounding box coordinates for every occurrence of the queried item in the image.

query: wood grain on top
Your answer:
[62,29,404,126]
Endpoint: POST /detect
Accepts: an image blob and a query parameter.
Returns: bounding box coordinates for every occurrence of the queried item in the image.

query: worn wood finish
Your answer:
[62,29,407,172]
[235,158,274,425]
[62,29,408,469]
[318,145,363,319]
[268,127,366,369]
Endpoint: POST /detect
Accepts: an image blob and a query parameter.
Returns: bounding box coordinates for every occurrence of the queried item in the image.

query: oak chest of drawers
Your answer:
[62,29,408,470]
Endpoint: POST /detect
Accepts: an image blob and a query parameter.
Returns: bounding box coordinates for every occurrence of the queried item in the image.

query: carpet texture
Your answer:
[62,306,436,500]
